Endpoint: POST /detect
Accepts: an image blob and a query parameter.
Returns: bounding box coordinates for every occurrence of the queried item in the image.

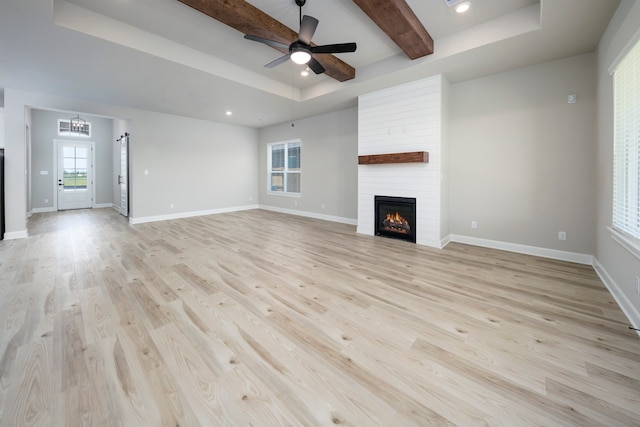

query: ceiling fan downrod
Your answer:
[295,0,306,25]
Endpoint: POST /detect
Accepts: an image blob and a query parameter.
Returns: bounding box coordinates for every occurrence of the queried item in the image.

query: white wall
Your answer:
[2,88,259,235]
[448,53,597,262]
[440,78,450,244]
[357,75,446,248]
[258,107,358,223]
[595,0,640,329]
[4,92,28,238]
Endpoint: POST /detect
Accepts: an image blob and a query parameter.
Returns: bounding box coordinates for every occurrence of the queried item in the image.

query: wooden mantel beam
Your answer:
[358,151,428,165]
[352,0,434,60]
[177,0,356,82]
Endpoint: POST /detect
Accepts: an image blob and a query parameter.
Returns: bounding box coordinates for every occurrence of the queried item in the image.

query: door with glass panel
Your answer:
[118,134,129,217]
[56,141,94,210]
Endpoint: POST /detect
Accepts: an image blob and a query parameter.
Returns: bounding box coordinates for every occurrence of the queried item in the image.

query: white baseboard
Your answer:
[259,205,358,226]
[448,234,593,265]
[32,207,56,213]
[4,230,29,240]
[439,234,451,249]
[31,204,112,214]
[593,258,640,337]
[129,204,260,225]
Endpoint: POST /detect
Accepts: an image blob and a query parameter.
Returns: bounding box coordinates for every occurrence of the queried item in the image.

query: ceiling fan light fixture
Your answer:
[290,48,311,64]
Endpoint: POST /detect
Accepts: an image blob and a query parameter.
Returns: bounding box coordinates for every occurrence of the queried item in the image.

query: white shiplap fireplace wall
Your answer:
[357,75,449,248]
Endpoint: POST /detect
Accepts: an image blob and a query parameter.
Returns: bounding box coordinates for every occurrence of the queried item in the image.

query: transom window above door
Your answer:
[58,119,91,137]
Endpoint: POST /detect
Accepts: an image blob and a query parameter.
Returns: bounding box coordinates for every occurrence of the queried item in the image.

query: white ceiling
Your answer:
[0,0,620,127]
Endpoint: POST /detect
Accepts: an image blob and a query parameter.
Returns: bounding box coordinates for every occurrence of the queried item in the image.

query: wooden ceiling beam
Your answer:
[353,0,433,60]
[177,0,356,82]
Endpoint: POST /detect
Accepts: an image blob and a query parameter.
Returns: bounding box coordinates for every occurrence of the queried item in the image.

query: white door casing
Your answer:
[55,140,94,210]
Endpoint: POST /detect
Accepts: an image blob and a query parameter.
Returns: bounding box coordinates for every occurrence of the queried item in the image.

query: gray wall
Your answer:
[30,109,114,210]
[449,53,597,255]
[258,107,358,221]
[596,0,640,325]
[129,110,258,219]
[3,88,258,235]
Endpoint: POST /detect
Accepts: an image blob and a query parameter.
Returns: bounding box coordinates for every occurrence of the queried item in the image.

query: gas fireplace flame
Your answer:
[383,211,411,234]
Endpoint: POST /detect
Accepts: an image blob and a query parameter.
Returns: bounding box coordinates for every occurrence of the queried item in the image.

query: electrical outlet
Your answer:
[170,203,174,209]
[636,276,640,294]
[44,198,48,204]
[321,203,325,209]
[471,221,477,229]
[558,231,566,240]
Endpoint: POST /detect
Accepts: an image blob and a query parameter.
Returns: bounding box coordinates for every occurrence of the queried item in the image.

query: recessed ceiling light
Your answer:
[455,1,470,13]
[301,68,309,77]
[225,110,232,116]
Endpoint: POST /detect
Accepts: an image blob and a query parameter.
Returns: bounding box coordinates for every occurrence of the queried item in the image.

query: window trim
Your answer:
[609,226,640,261]
[267,139,301,196]
[611,35,640,254]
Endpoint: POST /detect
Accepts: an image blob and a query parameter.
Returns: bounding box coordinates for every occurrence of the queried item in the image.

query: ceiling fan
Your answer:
[243,0,357,75]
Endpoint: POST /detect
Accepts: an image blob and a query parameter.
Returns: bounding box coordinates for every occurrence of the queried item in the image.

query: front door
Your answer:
[57,141,94,210]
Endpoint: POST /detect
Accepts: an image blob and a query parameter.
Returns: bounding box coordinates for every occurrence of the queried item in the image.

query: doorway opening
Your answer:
[55,140,95,210]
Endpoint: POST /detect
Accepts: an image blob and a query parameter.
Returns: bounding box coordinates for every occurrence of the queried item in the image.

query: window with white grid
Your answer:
[613,38,640,243]
[267,140,301,195]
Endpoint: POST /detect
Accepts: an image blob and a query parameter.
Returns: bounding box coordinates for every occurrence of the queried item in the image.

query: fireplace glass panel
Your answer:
[374,196,416,243]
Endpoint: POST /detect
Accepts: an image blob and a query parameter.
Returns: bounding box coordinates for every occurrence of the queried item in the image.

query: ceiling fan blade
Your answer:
[307,57,326,74]
[265,54,291,68]
[311,42,357,54]
[298,15,318,44]
[244,34,290,50]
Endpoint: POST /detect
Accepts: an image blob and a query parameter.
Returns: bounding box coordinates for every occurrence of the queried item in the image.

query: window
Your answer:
[612,38,640,244]
[268,140,300,194]
[58,119,91,137]
[62,146,88,191]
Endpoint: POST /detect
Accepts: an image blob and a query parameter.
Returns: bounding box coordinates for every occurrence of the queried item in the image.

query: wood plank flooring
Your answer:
[0,208,639,426]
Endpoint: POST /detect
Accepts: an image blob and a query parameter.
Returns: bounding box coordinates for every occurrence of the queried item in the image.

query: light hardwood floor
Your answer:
[0,208,639,426]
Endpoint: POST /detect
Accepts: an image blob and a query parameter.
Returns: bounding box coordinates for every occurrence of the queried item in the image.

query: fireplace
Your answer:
[374,196,416,243]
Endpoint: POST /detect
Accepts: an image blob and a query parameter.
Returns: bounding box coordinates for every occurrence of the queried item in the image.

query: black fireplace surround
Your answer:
[374,196,416,243]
